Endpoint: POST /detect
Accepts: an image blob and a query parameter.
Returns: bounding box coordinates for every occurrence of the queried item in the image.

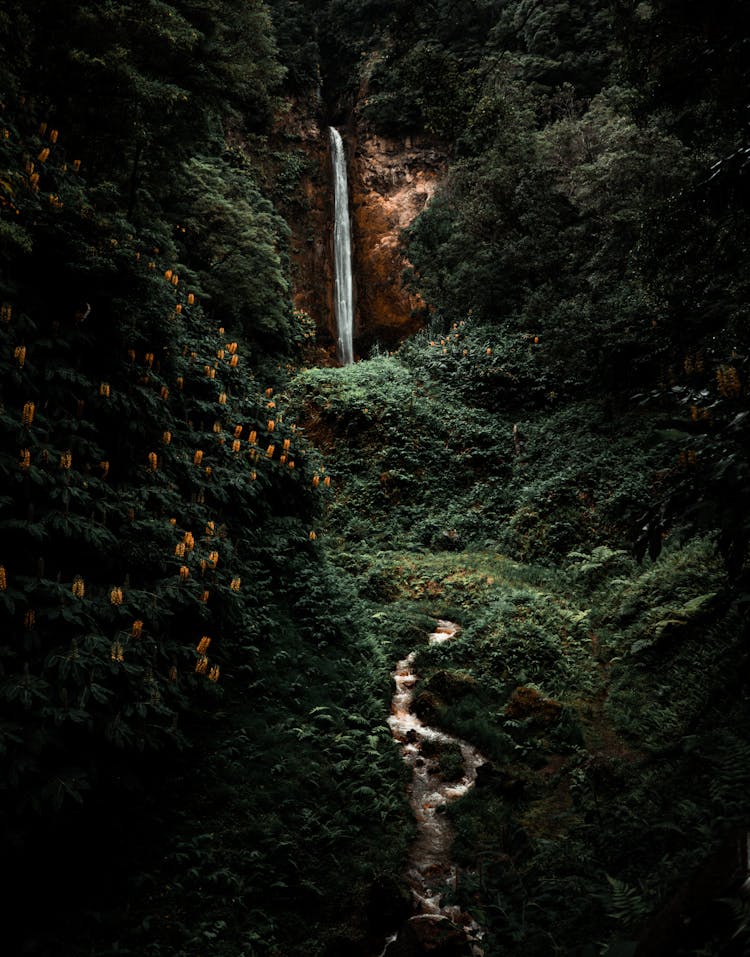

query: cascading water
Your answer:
[383,621,486,956]
[329,126,355,365]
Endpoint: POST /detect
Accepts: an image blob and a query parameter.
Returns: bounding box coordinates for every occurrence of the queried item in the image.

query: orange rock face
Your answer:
[350,129,446,352]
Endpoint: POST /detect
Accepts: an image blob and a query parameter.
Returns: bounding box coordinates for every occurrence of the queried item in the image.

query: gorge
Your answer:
[1,3,749,957]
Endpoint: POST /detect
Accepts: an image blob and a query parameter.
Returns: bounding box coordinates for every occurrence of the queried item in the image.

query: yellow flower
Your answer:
[162,431,172,445]
[195,656,208,675]
[175,542,186,558]
[110,640,124,662]
[230,577,241,592]
[60,451,72,469]
[208,665,220,682]
[14,345,26,367]
[71,575,85,599]
[99,382,111,397]
[309,531,317,541]
[110,587,123,606]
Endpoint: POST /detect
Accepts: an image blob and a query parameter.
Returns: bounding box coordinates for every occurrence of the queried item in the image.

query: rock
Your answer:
[350,126,447,353]
[389,915,472,957]
[425,671,477,704]
[474,762,525,798]
[412,690,443,724]
[505,686,563,727]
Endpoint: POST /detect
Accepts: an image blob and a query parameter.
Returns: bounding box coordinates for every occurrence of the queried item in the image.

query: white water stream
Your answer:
[329,126,354,366]
[384,621,486,955]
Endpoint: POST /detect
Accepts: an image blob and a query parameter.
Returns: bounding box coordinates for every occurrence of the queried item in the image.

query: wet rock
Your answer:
[505,686,563,727]
[412,690,444,725]
[389,915,472,957]
[425,671,477,704]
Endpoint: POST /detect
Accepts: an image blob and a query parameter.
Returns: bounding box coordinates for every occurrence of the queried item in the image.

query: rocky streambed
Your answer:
[382,621,486,957]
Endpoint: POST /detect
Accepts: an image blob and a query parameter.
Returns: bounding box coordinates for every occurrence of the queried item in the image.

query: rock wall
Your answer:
[349,127,446,353]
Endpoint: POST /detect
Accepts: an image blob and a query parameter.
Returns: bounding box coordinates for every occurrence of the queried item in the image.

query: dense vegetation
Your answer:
[2,1,749,956]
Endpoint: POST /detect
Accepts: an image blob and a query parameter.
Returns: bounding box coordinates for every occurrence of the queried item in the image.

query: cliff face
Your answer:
[349,128,446,352]
[277,96,446,362]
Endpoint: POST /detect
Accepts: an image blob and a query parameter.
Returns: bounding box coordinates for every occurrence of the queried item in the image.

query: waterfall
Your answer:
[329,127,354,365]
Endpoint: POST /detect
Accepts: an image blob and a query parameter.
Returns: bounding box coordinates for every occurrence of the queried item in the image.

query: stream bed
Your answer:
[383,621,486,956]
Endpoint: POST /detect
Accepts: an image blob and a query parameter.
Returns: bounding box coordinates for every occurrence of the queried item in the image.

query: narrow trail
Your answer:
[383,621,486,956]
